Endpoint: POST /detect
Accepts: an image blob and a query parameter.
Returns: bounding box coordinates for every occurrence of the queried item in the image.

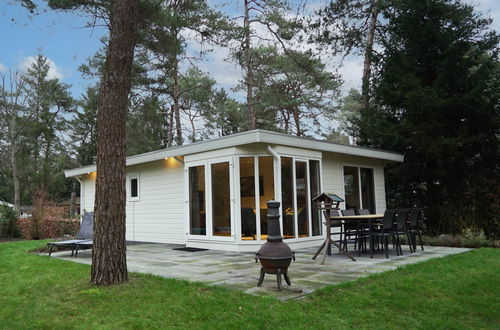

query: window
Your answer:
[240,157,256,240]
[189,165,206,235]
[281,157,295,239]
[343,166,360,210]
[239,156,275,240]
[212,162,231,236]
[360,168,376,213]
[128,173,140,201]
[309,160,322,236]
[343,166,375,213]
[296,161,309,237]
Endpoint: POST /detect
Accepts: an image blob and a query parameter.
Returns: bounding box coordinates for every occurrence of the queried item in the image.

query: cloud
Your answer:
[337,57,363,94]
[18,56,65,80]
[0,63,7,73]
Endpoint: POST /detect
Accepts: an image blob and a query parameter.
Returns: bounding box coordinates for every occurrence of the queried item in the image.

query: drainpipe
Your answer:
[267,146,283,235]
[75,176,84,223]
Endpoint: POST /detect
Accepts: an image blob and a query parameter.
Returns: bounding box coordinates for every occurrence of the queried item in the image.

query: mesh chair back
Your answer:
[382,209,396,229]
[395,209,410,230]
[342,209,356,216]
[409,208,422,228]
[330,209,341,216]
[357,208,370,215]
[328,209,342,227]
[77,211,94,239]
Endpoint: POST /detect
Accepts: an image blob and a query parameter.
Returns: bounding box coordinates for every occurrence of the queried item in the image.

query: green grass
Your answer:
[0,241,498,329]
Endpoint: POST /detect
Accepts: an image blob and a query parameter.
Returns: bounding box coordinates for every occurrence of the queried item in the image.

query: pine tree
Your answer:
[357,0,500,237]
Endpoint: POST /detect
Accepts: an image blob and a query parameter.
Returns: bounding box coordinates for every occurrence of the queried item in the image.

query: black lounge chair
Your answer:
[47,212,93,256]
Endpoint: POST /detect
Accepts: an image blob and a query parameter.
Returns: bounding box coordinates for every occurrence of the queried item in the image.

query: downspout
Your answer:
[75,176,84,223]
[267,146,283,235]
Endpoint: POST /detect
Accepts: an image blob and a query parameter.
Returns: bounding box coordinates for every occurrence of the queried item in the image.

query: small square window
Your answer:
[128,173,140,201]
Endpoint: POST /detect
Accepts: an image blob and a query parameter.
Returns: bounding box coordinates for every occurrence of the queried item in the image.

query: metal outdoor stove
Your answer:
[255,200,295,290]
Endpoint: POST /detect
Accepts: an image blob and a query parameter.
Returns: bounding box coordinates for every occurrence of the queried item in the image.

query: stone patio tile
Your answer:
[46,243,471,300]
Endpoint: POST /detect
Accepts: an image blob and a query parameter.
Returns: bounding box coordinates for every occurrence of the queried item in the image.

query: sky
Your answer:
[0,0,499,101]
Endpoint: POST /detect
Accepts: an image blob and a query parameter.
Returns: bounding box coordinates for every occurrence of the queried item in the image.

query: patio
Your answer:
[48,243,470,300]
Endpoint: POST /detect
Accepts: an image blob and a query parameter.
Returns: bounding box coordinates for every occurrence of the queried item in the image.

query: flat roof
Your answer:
[65,129,404,178]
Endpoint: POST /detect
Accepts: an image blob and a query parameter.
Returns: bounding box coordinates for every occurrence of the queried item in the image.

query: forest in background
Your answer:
[1,0,498,238]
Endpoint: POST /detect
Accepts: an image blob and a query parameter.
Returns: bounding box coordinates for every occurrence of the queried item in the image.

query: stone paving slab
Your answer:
[47,244,470,300]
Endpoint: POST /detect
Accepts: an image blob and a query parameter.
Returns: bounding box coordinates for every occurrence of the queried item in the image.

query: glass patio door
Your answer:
[188,158,233,238]
[211,162,231,236]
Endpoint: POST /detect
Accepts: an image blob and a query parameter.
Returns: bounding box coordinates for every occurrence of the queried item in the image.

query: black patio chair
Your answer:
[241,207,256,238]
[394,208,412,254]
[367,209,398,258]
[355,208,373,254]
[357,208,370,215]
[341,209,360,251]
[47,211,93,256]
[408,208,425,251]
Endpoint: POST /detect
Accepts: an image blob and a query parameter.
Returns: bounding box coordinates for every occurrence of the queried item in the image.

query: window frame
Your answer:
[128,172,140,202]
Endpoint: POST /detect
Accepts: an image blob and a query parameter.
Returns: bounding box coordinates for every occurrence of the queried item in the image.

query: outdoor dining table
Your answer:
[330,214,384,258]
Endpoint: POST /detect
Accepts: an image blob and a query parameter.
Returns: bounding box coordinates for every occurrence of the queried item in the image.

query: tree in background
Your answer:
[0,55,73,212]
[251,46,340,136]
[202,89,247,138]
[234,0,303,129]
[70,86,99,166]
[355,0,500,237]
[312,0,387,110]
[137,0,233,147]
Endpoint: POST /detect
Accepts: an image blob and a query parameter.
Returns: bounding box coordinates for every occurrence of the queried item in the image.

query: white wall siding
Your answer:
[80,173,96,214]
[125,158,185,244]
[79,158,185,244]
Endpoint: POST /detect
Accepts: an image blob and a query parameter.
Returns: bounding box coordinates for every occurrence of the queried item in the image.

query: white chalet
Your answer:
[65,130,404,252]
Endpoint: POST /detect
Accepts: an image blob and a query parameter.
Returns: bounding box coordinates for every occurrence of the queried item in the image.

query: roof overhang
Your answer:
[65,130,404,178]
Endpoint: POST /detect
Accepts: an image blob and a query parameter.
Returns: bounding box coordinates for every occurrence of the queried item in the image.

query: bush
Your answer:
[422,228,494,248]
[17,217,79,239]
[16,190,79,240]
[0,205,21,238]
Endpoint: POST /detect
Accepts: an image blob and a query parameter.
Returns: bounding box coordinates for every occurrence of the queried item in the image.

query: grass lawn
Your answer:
[0,241,498,329]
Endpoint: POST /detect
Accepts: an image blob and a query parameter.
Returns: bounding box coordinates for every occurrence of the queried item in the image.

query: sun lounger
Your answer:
[47,212,93,256]
[74,240,93,257]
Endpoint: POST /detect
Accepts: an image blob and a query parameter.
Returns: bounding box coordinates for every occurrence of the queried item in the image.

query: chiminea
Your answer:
[255,200,295,290]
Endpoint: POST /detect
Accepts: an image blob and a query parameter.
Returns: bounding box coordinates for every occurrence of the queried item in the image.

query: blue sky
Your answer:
[0,0,499,100]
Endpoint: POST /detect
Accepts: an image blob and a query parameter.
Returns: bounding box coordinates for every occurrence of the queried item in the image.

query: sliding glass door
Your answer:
[280,157,322,239]
[212,162,231,236]
[188,158,233,238]
[189,165,206,235]
[239,156,275,240]
[343,166,375,213]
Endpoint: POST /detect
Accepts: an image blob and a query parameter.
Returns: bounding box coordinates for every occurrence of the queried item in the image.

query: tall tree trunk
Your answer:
[42,136,52,189]
[167,106,174,147]
[361,2,380,110]
[244,0,256,129]
[172,56,183,145]
[292,106,301,136]
[9,116,20,215]
[91,0,139,286]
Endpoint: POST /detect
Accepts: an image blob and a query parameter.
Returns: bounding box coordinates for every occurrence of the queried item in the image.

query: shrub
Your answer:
[421,229,494,248]
[17,217,79,239]
[0,205,21,238]
[16,190,79,239]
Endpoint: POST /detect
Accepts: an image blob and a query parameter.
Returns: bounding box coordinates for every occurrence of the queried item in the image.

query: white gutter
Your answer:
[74,176,84,220]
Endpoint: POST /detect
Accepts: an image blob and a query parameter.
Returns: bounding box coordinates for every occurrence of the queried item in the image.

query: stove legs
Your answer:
[257,267,292,291]
[257,267,265,286]
[283,271,291,286]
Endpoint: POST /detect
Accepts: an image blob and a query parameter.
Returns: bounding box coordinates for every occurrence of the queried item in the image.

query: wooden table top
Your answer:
[330,214,384,219]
